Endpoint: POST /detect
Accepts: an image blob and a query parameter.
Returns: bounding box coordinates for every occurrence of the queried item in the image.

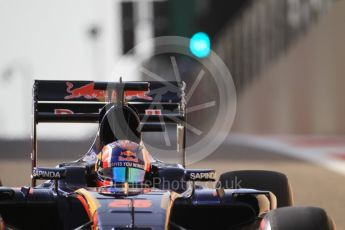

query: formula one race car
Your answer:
[0,80,335,230]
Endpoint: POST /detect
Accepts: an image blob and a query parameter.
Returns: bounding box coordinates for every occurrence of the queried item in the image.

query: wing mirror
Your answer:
[151,164,216,193]
[32,167,66,194]
[32,167,66,180]
[185,169,216,182]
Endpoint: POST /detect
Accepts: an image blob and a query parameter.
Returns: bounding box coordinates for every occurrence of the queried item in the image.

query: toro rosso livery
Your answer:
[0,80,335,230]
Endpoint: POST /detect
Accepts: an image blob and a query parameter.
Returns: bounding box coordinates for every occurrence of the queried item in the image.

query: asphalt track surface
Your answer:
[0,138,344,229]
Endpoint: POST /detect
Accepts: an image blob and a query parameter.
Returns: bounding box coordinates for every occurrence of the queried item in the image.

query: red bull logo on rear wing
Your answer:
[64,82,152,101]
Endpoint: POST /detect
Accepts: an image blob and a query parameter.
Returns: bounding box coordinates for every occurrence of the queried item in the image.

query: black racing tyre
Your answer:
[261,206,335,230]
[218,170,293,207]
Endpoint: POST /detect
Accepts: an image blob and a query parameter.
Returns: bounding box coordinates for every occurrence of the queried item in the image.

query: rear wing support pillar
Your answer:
[177,124,186,167]
[177,82,186,167]
[31,82,38,187]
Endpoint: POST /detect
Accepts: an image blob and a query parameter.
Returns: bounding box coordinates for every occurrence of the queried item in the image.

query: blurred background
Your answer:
[1,0,345,228]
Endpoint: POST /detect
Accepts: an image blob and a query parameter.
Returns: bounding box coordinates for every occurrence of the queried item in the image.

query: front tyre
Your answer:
[218,170,293,207]
[261,206,335,230]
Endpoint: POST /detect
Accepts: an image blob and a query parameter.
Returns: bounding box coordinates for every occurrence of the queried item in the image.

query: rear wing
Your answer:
[34,80,185,123]
[31,80,186,186]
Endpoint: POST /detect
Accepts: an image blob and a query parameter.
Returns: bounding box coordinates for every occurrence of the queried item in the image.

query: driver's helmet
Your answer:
[95,140,151,187]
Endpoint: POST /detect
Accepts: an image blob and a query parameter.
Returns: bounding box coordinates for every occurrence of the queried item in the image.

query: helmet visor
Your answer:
[102,166,145,183]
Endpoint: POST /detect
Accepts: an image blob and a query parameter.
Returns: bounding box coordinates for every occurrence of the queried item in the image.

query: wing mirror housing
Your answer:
[150,163,216,193]
[32,167,66,194]
[185,169,216,182]
[32,167,66,180]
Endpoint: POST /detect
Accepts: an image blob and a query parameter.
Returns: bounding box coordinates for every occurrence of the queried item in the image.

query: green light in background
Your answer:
[189,32,211,58]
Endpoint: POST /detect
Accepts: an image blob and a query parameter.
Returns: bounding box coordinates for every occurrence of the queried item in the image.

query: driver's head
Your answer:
[95,140,150,187]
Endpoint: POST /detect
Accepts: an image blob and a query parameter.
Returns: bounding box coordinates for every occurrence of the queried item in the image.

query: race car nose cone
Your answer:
[189,32,211,58]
